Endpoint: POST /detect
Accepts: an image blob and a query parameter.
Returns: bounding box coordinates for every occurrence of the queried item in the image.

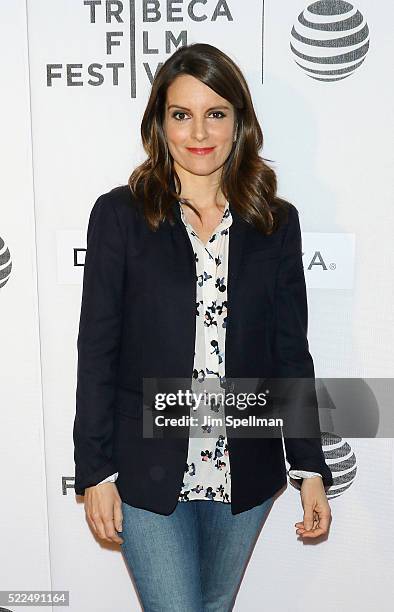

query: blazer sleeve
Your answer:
[273,203,333,489]
[73,193,126,495]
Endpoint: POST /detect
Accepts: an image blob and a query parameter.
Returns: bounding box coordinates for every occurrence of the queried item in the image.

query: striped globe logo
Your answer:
[290,1,370,81]
[0,237,12,288]
[322,432,357,499]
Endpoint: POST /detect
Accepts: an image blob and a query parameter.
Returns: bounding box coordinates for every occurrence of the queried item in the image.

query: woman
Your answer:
[73,43,333,610]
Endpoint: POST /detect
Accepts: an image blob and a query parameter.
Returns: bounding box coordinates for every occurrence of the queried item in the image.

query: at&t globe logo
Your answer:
[0,237,12,288]
[290,0,370,81]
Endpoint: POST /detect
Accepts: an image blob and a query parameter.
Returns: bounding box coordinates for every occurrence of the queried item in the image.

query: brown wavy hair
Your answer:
[128,43,290,234]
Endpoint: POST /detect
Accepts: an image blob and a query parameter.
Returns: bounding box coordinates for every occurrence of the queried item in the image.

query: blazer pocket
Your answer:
[116,407,142,420]
[116,387,143,419]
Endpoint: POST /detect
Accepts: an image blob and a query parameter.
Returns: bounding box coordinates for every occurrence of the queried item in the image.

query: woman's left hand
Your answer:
[294,476,332,539]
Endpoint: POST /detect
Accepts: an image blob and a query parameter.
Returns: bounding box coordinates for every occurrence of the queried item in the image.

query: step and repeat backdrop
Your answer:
[1,1,393,611]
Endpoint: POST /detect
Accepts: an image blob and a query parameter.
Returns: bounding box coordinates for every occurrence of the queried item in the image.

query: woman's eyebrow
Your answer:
[167,104,230,111]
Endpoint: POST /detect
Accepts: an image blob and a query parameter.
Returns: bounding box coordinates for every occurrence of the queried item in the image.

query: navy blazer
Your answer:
[73,185,333,515]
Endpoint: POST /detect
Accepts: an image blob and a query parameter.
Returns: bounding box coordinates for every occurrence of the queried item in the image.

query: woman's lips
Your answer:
[186,147,216,156]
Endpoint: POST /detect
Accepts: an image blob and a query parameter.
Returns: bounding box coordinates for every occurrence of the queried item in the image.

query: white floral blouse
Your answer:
[98,200,322,496]
[177,199,233,503]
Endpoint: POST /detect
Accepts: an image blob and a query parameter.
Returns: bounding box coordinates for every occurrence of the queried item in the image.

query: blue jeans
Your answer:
[120,496,275,611]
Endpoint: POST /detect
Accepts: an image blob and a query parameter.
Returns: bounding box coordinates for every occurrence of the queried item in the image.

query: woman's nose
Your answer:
[190,119,210,141]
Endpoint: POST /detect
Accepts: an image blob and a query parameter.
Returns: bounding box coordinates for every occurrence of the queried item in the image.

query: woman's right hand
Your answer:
[85,482,124,544]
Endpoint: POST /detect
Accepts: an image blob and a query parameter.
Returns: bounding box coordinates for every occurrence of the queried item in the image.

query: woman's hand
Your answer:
[294,477,332,539]
[85,482,124,544]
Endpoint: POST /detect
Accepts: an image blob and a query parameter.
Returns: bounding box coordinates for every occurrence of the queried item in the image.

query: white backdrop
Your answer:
[1,1,393,610]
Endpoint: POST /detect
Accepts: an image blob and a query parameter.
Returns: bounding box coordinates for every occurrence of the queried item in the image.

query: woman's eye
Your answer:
[172,111,226,121]
[172,111,188,121]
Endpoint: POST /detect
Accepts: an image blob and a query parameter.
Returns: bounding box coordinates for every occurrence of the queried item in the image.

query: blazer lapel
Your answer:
[170,197,197,274]
[227,203,247,307]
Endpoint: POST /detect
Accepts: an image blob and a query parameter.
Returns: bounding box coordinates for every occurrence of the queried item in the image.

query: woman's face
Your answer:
[163,74,237,179]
